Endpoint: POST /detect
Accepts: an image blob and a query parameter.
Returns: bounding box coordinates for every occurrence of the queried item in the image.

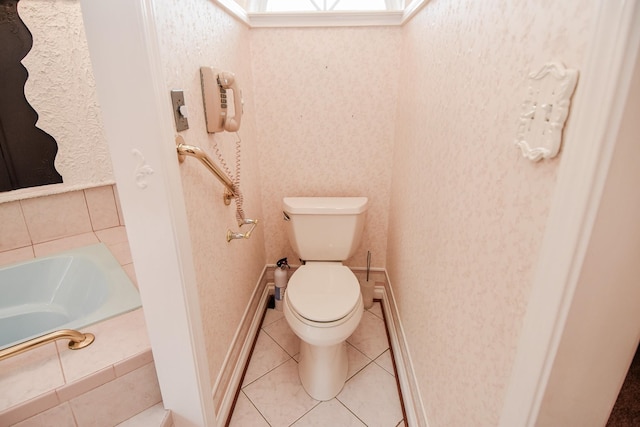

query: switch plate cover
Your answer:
[171,90,189,132]
[514,62,578,161]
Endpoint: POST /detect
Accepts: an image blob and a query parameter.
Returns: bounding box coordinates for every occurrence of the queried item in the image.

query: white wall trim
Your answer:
[212,0,427,28]
[212,267,269,425]
[213,0,251,26]
[80,0,215,425]
[381,271,428,427]
[401,0,429,25]
[498,1,640,425]
[248,11,403,28]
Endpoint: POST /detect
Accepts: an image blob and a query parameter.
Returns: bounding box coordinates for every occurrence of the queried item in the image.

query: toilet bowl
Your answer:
[282,196,368,400]
[283,262,363,400]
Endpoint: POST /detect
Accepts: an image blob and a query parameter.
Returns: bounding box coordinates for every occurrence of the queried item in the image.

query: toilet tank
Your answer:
[283,197,368,261]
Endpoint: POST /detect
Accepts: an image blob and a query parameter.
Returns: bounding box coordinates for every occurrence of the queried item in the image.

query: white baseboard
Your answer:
[213,266,427,426]
[212,267,270,426]
[379,272,428,427]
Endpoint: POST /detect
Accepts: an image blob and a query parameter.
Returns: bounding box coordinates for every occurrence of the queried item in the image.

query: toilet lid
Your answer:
[287,264,361,323]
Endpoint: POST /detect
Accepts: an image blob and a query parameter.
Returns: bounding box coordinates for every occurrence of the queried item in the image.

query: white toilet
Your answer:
[282,196,368,401]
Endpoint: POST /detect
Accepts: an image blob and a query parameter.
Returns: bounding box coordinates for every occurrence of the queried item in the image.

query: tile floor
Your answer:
[228,301,406,427]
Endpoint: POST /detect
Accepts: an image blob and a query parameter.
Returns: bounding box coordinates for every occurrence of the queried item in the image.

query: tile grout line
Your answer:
[334,396,369,426]
[232,301,405,426]
[261,326,298,359]
[240,353,292,389]
[239,390,273,427]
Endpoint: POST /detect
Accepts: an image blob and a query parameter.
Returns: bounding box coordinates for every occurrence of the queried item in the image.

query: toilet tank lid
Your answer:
[283,197,368,215]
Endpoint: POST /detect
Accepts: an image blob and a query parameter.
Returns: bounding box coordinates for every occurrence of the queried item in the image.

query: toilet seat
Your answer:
[287,263,361,323]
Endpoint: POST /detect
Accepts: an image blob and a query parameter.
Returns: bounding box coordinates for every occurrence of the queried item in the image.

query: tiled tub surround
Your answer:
[0,185,164,425]
[0,185,126,264]
[0,309,159,426]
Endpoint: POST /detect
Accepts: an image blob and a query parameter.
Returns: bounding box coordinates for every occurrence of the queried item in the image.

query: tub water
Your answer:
[0,243,141,350]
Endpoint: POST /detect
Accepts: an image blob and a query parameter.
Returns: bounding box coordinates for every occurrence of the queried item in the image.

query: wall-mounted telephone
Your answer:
[200,66,243,133]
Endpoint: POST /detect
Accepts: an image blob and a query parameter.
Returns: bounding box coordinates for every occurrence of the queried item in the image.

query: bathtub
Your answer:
[0,243,141,350]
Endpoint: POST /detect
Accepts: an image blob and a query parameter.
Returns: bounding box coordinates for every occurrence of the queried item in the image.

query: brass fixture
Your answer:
[176,135,237,205]
[175,135,259,242]
[0,329,95,362]
[227,218,259,242]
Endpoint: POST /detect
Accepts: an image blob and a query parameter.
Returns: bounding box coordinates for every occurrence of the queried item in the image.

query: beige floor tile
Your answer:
[228,392,270,427]
[291,399,366,426]
[374,349,395,376]
[347,310,389,359]
[242,331,290,387]
[232,305,404,426]
[337,363,403,427]
[346,343,371,380]
[262,308,285,327]
[263,317,300,357]
[367,301,384,319]
[243,359,318,426]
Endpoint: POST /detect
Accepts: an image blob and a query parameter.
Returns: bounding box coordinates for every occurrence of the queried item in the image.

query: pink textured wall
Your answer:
[387,0,594,425]
[250,27,402,269]
[152,0,266,387]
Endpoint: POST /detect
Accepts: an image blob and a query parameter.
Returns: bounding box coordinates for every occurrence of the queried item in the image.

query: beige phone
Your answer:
[200,66,243,133]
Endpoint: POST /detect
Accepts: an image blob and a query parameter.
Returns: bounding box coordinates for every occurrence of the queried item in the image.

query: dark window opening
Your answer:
[0,0,62,192]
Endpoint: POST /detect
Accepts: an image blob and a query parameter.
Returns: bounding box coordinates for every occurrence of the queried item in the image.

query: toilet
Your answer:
[282,196,368,400]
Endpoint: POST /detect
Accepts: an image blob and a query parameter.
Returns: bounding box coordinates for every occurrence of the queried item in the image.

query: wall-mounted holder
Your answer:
[514,62,579,161]
[227,218,259,242]
[175,135,236,205]
[175,135,259,242]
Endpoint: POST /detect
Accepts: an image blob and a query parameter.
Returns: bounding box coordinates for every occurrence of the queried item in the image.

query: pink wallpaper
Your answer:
[152,0,266,387]
[250,27,402,269]
[387,0,594,425]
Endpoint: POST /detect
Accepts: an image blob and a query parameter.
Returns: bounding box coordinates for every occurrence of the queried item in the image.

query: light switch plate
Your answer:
[514,62,578,161]
[171,90,189,132]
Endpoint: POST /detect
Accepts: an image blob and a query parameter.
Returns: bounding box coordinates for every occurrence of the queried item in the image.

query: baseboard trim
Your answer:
[380,271,428,427]
[213,266,426,426]
[211,266,270,426]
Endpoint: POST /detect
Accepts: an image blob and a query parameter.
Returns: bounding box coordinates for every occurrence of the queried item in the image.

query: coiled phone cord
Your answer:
[212,132,245,223]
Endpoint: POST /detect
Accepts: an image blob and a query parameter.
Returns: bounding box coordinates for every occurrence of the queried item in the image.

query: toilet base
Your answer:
[298,340,348,401]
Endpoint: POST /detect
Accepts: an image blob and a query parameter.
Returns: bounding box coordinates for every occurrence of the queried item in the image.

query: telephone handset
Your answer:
[200,66,243,133]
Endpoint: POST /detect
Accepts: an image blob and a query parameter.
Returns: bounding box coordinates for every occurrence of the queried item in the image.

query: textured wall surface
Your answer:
[152,0,266,389]
[250,27,402,268]
[387,0,595,425]
[4,1,113,202]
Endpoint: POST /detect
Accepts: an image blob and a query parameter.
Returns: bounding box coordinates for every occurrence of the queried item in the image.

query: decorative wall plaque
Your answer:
[515,62,579,162]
